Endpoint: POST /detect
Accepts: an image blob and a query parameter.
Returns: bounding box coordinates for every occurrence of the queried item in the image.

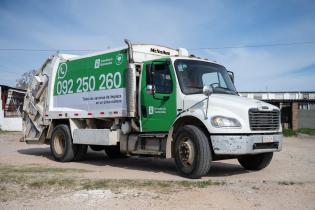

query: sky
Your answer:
[0,0,314,91]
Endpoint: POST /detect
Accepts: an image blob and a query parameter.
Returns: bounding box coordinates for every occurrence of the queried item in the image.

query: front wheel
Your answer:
[174,125,212,179]
[238,152,273,170]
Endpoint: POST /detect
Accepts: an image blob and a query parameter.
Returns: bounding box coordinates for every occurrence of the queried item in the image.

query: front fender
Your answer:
[165,110,210,158]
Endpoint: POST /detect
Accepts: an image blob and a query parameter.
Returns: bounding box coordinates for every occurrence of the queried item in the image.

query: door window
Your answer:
[147,63,173,94]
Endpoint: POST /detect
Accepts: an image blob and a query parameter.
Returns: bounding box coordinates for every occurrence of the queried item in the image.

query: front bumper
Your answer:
[210,134,283,155]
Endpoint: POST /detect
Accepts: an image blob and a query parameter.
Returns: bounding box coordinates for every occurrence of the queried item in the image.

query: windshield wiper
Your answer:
[185,86,203,94]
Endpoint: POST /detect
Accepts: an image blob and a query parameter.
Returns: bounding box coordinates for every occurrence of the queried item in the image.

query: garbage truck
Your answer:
[22,39,283,178]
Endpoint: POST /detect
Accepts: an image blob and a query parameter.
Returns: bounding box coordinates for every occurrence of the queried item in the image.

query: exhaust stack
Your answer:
[124,39,136,117]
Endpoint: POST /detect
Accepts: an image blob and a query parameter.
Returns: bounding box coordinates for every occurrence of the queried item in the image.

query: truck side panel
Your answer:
[49,49,128,118]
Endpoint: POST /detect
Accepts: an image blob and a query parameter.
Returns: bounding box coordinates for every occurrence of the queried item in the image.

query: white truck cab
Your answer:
[171,57,282,154]
[22,40,282,179]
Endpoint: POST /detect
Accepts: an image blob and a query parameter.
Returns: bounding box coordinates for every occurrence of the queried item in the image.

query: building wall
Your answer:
[0,105,23,131]
[0,86,24,131]
[240,92,315,100]
[0,116,23,131]
[240,92,315,130]
[298,109,315,129]
[292,102,299,130]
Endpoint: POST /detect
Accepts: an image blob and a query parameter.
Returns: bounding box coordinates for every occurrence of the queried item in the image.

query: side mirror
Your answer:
[203,85,213,96]
[146,84,153,95]
[228,71,234,84]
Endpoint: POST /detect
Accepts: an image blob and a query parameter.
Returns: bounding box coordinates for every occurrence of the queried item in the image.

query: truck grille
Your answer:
[249,109,280,131]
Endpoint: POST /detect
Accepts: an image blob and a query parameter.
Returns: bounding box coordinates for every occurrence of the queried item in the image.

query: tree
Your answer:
[16,69,36,90]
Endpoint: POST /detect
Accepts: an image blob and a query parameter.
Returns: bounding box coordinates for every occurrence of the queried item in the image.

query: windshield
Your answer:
[174,59,237,95]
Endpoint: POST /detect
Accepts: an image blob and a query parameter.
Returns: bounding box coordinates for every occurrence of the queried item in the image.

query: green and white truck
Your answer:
[22,40,282,178]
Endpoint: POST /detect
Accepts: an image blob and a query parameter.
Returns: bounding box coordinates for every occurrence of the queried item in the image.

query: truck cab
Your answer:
[138,55,282,178]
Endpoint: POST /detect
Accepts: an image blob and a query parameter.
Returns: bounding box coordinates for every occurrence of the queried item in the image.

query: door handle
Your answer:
[153,95,169,100]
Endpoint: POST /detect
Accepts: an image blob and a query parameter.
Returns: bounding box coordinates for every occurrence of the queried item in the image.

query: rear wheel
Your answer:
[174,125,212,179]
[50,124,77,162]
[238,152,273,170]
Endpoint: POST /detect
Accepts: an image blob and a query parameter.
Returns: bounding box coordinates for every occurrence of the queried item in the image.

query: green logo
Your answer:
[94,59,101,69]
[57,63,67,79]
[115,54,123,65]
[148,106,154,115]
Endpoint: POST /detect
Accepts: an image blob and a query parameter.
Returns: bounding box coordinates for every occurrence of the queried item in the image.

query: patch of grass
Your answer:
[0,130,8,134]
[297,128,315,136]
[28,177,76,189]
[282,129,297,137]
[283,128,315,137]
[0,164,225,201]
[0,173,225,193]
[0,173,29,184]
[0,164,225,190]
[0,164,91,198]
[178,180,223,189]
[0,173,225,202]
[0,164,89,174]
[81,179,225,190]
[81,179,110,189]
[0,130,19,134]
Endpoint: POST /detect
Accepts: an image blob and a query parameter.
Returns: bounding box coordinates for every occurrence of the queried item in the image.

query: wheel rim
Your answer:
[54,133,66,155]
[179,137,195,167]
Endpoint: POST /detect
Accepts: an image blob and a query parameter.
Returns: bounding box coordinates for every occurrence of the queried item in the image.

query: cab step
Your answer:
[131,149,164,156]
[139,133,167,138]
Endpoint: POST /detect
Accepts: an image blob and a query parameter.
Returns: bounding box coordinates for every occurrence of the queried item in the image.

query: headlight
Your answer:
[211,116,241,128]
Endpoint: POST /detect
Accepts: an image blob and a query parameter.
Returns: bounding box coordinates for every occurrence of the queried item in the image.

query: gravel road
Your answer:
[0,132,314,210]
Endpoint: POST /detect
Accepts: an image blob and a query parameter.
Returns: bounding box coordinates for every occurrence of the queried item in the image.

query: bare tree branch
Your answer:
[15,69,36,90]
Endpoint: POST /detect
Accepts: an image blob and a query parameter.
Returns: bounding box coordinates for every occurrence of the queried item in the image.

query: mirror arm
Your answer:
[205,95,209,120]
[202,85,213,119]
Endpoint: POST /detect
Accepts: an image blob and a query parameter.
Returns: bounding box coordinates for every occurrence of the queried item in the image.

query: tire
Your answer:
[238,152,273,171]
[89,145,105,151]
[104,145,125,158]
[174,125,212,179]
[74,144,88,161]
[50,124,77,162]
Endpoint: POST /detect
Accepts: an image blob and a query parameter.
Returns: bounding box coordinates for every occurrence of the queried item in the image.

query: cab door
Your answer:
[140,58,176,132]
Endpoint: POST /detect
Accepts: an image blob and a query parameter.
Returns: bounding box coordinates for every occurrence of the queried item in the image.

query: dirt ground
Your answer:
[0,132,314,210]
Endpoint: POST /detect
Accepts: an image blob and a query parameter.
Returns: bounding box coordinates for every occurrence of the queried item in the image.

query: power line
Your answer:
[188,41,315,50]
[0,41,314,52]
[0,49,101,52]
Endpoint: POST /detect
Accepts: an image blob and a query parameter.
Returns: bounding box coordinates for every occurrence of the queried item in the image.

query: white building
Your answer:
[239,91,315,130]
[0,85,26,131]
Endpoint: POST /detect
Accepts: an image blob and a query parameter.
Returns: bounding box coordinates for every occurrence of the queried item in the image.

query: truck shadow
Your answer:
[18,147,248,177]
[18,147,54,160]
